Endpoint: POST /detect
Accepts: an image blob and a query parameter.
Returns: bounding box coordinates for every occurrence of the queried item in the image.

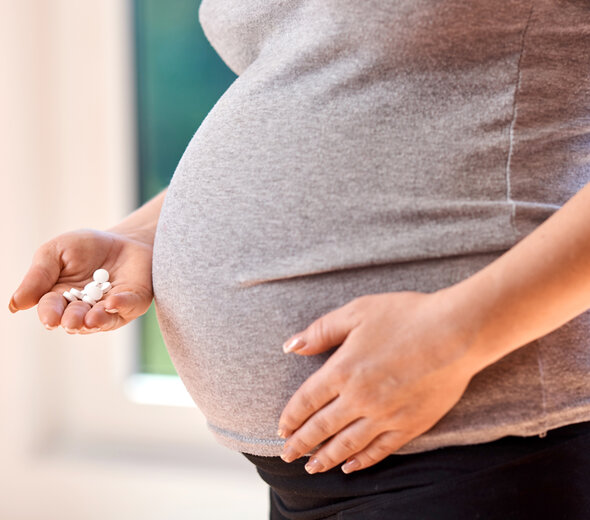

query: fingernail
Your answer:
[44,323,57,331]
[8,298,18,313]
[81,327,101,333]
[305,458,324,474]
[280,445,299,463]
[64,327,78,334]
[104,308,118,314]
[341,458,360,474]
[283,337,305,353]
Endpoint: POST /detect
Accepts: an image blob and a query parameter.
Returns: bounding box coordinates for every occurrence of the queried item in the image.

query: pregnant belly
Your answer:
[150,69,513,455]
[152,172,502,455]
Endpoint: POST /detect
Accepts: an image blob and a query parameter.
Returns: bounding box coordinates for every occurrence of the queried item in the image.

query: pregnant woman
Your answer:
[9,0,590,517]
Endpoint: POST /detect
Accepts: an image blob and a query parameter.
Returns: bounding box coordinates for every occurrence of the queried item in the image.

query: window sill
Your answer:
[124,373,196,408]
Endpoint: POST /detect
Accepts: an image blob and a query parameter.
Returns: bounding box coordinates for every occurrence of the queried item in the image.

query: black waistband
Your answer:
[244,421,590,520]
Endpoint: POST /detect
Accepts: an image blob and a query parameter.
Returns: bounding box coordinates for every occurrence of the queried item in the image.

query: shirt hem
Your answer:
[207,406,590,457]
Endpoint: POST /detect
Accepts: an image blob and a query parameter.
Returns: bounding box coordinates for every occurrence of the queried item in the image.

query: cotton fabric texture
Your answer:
[152,0,590,456]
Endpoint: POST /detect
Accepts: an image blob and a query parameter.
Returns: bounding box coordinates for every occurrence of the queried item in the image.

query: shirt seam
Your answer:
[505,2,535,238]
[208,422,285,446]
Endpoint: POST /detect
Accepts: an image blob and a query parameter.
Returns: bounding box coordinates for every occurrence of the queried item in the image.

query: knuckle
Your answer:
[363,450,380,465]
[312,415,333,438]
[313,316,331,345]
[298,389,319,414]
[318,451,337,468]
[328,359,350,386]
[338,434,360,454]
[280,411,298,430]
[365,442,391,464]
[36,240,59,265]
[345,298,365,324]
[290,436,311,454]
[373,442,392,458]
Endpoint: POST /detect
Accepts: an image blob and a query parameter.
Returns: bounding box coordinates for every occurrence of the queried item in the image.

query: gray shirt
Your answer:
[152,0,590,455]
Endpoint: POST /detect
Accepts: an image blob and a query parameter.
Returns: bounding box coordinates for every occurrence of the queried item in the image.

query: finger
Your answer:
[340,430,407,474]
[10,244,61,312]
[83,301,124,331]
[283,299,361,355]
[280,399,355,463]
[60,300,92,333]
[102,290,151,320]
[78,326,102,335]
[37,292,68,329]
[303,418,379,473]
[278,369,340,439]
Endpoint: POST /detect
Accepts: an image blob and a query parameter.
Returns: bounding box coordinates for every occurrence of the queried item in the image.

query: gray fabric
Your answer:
[151,0,590,456]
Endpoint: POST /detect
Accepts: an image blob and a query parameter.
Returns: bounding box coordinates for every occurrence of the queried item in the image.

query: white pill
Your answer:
[86,285,103,301]
[70,288,84,299]
[63,291,78,303]
[82,295,97,306]
[93,269,109,284]
[84,281,100,292]
[99,281,112,293]
[86,287,102,301]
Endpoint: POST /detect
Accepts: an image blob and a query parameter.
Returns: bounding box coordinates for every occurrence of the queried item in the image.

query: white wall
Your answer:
[0,1,267,518]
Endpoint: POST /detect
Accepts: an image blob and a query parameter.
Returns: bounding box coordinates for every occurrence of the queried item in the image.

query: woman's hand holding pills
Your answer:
[8,229,154,334]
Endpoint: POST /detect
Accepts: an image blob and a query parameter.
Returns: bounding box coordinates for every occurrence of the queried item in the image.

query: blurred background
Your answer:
[0,0,268,517]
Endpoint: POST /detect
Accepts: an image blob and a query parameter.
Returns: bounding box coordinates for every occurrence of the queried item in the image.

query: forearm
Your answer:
[107,188,167,245]
[442,182,590,372]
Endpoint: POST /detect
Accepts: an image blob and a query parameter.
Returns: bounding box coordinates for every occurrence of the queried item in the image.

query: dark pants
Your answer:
[244,421,590,520]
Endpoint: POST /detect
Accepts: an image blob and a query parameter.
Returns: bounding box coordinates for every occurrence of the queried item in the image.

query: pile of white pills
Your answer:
[63,269,112,306]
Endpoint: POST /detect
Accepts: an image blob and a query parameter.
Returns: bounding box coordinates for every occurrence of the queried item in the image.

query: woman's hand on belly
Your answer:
[279,182,590,474]
[277,290,480,474]
[8,228,154,333]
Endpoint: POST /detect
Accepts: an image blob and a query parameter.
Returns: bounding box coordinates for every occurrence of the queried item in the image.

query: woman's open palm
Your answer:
[9,229,154,333]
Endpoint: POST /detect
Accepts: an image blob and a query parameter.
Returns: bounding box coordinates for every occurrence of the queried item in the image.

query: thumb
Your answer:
[282,303,357,356]
[9,244,61,312]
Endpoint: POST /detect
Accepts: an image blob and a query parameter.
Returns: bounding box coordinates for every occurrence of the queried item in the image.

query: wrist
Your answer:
[106,223,157,246]
[107,189,167,246]
[433,274,518,377]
